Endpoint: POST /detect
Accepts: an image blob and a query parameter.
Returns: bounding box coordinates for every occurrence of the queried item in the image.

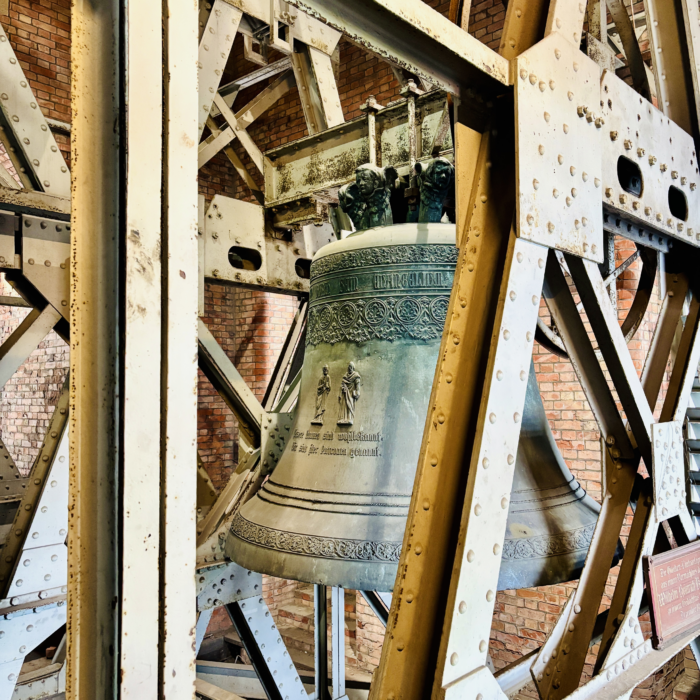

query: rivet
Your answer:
[474,504,482,516]
[450,652,458,666]
[486,590,494,602]
[482,457,490,469]
[467,550,475,563]
[501,497,508,509]
[503,329,510,340]
[538,144,545,155]
[479,640,487,653]
[459,601,467,613]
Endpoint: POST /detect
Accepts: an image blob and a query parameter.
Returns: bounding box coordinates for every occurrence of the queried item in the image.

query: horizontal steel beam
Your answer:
[286,0,510,96]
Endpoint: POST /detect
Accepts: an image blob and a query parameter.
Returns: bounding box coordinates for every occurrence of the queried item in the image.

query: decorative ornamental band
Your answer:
[310,243,458,278]
[501,524,596,561]
[307,294,450,345]
[232,514,595,565]
[230,512,402,563]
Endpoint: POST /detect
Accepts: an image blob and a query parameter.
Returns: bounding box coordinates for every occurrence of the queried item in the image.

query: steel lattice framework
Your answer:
[0,0,695,698]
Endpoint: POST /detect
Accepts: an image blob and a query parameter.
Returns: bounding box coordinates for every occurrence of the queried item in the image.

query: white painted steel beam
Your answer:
[198,0,243,141]
[162,0,199,695]
[119,0,164,694]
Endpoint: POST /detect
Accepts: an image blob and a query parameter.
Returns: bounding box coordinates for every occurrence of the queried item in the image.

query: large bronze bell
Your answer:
[226,223,603,592]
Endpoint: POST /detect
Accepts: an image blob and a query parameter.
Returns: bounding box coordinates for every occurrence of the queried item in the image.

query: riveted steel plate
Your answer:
[23,430,68,549]
[21,215,70,321]
[204,195,332,294]
[0,600,65,665]
[0,27,69,197]
[600,613,647,671]
[196,561,262,611]
[515,34,603,263]
[652,422,686,524]
[5,543,66,599]
[235,594,308,698]
[0,658,23,697]
[600,72,700,246]
[260,411,295,475]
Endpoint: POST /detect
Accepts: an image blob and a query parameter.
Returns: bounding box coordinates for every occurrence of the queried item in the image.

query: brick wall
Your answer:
[199,284,298,490]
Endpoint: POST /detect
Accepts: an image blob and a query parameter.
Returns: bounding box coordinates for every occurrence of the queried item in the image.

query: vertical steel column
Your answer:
[161,0,199,695]
[119,0,164,694]
[69,0,120,696]
[70,0,198,695]
[315,584,330,700]
[330,587,346,700]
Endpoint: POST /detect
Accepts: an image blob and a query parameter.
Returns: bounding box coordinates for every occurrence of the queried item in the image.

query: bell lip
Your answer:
[226,531,397,592]
[312,222,457,264]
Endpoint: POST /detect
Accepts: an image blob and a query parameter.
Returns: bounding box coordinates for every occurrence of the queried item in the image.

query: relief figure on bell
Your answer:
[417,157,455,224]
[338,164,394,231]
[337,362,361,426]
[311,365,331,425]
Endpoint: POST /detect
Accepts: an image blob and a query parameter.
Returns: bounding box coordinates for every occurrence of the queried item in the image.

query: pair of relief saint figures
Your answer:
[312,363,361,426]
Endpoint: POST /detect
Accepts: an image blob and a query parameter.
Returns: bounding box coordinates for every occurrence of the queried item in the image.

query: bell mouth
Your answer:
[226,511,400,591]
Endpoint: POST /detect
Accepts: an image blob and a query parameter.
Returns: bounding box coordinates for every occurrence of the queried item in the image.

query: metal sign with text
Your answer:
[644,540,700,649]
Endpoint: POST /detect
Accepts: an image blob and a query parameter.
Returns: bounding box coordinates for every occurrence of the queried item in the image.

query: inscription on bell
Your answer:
[312,276,359,301]
[373,270,451,290]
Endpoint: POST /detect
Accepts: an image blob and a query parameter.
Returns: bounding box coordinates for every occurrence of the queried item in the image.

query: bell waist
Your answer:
[508,475,588,513]
[258,479,411,517]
